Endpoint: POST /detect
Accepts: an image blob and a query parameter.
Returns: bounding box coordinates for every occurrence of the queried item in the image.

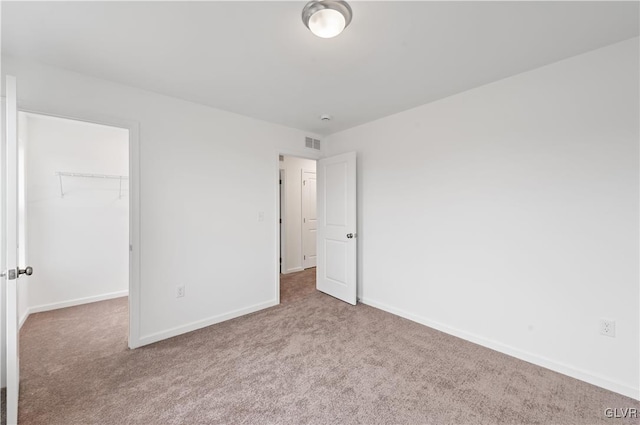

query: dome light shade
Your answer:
[309,9,345,38]
[302,1,352,39]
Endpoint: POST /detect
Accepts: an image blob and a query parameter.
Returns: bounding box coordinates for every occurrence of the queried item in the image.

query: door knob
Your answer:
[346,233,354,239]
[18,266,33,277]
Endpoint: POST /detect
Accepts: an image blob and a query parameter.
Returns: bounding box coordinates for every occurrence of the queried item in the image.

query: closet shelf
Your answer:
[55,171,129,199]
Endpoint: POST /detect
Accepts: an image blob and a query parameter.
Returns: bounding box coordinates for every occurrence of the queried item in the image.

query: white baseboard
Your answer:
[19,290,129,329]
[360,297,639,401]
[283,267,304,274]
[135,299,278,348]
[19,310,30,330]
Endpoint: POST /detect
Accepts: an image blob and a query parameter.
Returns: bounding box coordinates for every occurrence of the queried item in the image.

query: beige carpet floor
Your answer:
[17,270,639,424]
[280,268,316,304]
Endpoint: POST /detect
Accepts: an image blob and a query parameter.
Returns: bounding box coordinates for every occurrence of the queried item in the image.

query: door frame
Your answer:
[274,151,320,304]
[279,168,285,274]
[16,102,142,349]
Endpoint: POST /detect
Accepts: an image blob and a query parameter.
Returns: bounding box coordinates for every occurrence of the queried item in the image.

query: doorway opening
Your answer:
[278,154,318,304]
[17,111,130,336]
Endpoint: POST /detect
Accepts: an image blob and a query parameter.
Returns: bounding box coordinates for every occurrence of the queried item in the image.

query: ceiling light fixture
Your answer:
[302,0,353,39]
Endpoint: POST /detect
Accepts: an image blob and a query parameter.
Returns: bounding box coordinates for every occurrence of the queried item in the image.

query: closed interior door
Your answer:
[316,152,357,305]
[302,170,317,269]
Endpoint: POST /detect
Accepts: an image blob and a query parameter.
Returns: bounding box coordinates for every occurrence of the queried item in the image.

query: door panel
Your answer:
[325,239,347,284]
[302,170,317,269]
[316,152,356,305]
[324,162,347,226]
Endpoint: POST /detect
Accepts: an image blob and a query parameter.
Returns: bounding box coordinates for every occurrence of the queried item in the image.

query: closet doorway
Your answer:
[17,112,130,331]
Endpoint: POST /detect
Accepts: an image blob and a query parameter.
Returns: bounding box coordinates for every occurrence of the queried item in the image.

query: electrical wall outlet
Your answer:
[176,285,185,298]
[600,319,616,338]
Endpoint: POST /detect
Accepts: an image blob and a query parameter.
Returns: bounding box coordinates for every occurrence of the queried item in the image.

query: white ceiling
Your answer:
[3,1,638,135]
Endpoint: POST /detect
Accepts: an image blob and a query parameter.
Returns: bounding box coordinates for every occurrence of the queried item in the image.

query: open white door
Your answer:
[4,75,30,425]
[316,152,357,305]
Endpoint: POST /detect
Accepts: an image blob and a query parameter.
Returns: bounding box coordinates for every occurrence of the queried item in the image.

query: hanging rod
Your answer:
[55,172,129,199]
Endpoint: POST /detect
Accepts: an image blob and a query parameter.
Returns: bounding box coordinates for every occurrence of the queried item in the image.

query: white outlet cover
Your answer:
[599,319,616,337]
[176,285,185,298]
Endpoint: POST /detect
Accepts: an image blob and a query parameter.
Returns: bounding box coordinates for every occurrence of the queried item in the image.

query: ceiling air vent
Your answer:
[305,137,321,150]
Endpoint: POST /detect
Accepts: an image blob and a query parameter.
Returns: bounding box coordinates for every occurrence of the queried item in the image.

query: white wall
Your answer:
[325,38,639,399]
[1,56,323,348]
[281,156,316,274]
[20,113,129,322]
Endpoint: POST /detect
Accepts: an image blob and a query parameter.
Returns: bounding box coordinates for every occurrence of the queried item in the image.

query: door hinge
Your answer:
[303,180,306,186]
[279,218,282,223]
[304,255,306,260]
[1,269,17,280]
[279,257,282,264]
[279,179,282,185]
[303,218,306,223]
